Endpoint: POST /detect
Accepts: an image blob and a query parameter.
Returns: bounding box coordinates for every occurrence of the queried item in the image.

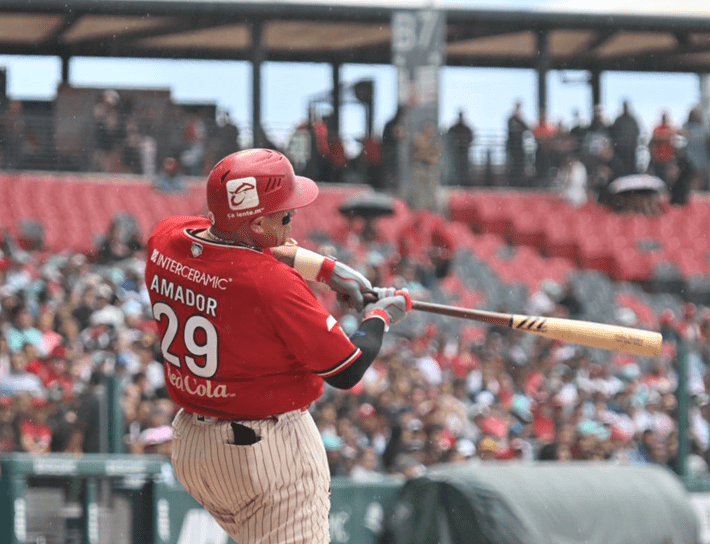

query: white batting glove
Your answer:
[293,248,372,312]
[364,289,412,328]
[329,261,373,311]
[372,287,396,299]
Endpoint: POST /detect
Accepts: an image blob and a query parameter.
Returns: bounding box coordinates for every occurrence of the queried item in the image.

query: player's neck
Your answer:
[201,228,262,251]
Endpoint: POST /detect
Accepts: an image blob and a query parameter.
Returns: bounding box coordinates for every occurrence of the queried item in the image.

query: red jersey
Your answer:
[145,216,360,419]
[651,124,677,163]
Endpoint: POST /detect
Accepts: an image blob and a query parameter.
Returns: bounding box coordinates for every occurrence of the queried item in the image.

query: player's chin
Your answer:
[263,232,288,248]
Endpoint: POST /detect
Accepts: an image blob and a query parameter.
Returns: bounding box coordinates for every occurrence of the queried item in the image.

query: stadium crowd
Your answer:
[3,87,710,210]
[0,202,709,482]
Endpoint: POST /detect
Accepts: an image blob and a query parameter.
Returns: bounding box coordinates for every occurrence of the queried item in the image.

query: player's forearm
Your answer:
[324,317,385,389]
[271,244,335,282]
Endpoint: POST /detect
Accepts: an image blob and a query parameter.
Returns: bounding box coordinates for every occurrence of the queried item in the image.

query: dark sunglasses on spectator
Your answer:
[282,211,293,226]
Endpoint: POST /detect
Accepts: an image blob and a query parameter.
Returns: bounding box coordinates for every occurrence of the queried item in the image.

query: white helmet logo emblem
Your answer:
[226,177,259,211]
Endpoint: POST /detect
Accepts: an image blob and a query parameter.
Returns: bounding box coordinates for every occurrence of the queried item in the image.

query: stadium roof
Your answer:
[3,0,710,73]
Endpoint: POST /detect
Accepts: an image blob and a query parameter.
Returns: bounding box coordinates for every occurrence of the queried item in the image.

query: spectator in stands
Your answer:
[445,109,474,186]
[396,211,456,285]
[93,90,126,173]
[476,436,499,460]
[0,350,45,397]
[6,305,43,354]
[17,395,52,454]
[382,105,407,192]
[38,346,75,401]
[631,428,657,464]
[0,336,10,384]
[324,117,348,183]
[123,116,157,176]
[75,371,104,453]
[355,134,384,189]
[47,387,83,454]
[505,102,530,187]
[0,395,17,451]
[350,446,385,481]
[1,99,26,169]
[553,152,589,207]
[127,399,174,455]
[306,108,330,181]
[180,111,208,175]
[213,110,241,162]
[506,101,529,186]
[532,109,558,187]
[682,106,709,191]
[588,134,625,206]
[154,156,184,193]
[569,109,588,155]
[649,109,681,186]
[581,105,613,185]
[668,143,695,206]
[35,309,61,359]
[285,119,312,175]
[95,214,144,264]
[610,100,641,177]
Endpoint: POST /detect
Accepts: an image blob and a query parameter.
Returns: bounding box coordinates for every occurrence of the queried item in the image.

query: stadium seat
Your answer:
[507,208,546,248]
[541,224,573,260]
[611,248,652,283]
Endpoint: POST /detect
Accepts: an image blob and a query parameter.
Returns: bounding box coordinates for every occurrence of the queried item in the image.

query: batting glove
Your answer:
[293,248,372,312]
[364,289,412,328]
[327,260,373,312]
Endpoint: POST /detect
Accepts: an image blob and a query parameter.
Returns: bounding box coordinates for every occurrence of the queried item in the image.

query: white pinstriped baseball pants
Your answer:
[171,407,331,544]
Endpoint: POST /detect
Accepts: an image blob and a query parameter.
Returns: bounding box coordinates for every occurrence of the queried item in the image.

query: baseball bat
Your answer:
[411,300,662,357]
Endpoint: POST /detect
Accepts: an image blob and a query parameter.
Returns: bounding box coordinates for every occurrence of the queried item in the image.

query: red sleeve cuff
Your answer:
[364,308,390,326]
[316,257,336,283]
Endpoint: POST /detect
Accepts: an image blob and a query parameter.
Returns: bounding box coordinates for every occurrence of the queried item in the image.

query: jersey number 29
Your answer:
[152,302,218,378]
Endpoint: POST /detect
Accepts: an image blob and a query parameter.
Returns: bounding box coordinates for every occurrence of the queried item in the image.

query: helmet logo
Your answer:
[226,177,259,211]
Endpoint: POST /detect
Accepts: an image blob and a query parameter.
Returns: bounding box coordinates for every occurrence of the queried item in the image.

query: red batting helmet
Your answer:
[206,148,319,235]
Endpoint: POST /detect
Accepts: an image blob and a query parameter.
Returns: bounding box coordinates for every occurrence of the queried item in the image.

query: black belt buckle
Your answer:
[230,421,261,445]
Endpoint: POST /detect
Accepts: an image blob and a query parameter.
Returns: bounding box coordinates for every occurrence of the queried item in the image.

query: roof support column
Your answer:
[61,55,70,84]
[536,29,550,122]
[331,61,341,138]
[251,20,265,148]
[699,73,710,130]
[590,68,602,108]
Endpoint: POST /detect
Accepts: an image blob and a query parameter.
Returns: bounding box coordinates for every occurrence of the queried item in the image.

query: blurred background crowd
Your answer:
[0,177,708,482]
[1,67,710,483]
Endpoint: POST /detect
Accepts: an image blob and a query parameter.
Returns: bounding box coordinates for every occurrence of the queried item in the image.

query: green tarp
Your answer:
[381,462,698,544]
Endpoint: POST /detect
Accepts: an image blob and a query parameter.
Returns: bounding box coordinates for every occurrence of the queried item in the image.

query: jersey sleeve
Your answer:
[256,263,360,377]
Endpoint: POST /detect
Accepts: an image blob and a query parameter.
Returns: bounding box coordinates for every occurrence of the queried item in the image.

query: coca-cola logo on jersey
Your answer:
[167,367,234,399]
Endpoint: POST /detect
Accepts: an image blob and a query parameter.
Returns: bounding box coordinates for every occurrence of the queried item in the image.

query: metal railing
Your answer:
[0,106,664,190]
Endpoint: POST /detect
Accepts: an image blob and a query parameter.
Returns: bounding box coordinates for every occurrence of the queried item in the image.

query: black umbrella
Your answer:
[338,192,396,219]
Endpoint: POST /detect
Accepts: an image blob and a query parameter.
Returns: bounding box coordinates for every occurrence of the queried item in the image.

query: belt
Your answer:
[191,406,308,424]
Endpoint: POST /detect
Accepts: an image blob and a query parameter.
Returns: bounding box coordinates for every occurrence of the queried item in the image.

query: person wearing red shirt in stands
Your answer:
[532,109,558,186]
[649,109,681,185]
[18,396,52,454]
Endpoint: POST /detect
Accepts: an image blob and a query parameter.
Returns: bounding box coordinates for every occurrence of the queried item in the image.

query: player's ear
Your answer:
[249,215,266,235]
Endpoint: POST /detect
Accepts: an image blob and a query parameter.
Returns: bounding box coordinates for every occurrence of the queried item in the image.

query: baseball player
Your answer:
[144,148,411,544]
